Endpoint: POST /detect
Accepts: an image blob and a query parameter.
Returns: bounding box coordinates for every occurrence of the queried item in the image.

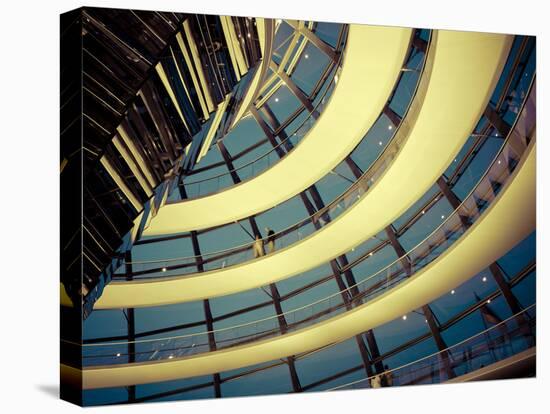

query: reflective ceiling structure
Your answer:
[60,7,536,406]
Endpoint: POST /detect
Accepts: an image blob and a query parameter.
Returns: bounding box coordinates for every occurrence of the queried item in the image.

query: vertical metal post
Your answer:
[125,250,136,401]
[191,231,222,397]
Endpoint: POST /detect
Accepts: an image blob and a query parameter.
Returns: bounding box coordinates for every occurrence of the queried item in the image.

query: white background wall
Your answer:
[0,0,547,412]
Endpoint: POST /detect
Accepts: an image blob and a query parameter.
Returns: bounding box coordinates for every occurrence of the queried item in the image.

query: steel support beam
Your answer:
[217,140,240,184]
[436,176,471,228]
[484,106,511,137]
[268,280,302,391]
[384,225,455,379]
[383,104,402,127]
[344,156,364,179]
[299,26,338,62]
[191,231,221,397]
[422,305,456,380]
[259,106,294,152]
[250,106,287,158]
[412,36,428,53]
[277,69,316,114]
[385,225,412,275]
[489,262,523,314]
[124,250,136,402]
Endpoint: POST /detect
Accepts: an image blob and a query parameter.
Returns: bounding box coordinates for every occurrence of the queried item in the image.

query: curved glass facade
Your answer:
[112,29,432,279]
[76,74,535,365]
[61,10,536,406]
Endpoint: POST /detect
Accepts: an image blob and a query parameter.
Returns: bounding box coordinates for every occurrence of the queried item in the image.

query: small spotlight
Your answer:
[451,290,455,295]
[369,252,374,257]
[498,160,501,164]
[275,97,279,103]
[482,276,487,282]
[247,33,251,38]
[305,54,309,59]
[116,353,121,357]
[162,267,167,272]
[168,355,174,359]
[441,215,445,219]
[421,210,425,215]
[402,315,407,320]
[487,299,491,304]
[379,141,383,146]
[388,125,393,130]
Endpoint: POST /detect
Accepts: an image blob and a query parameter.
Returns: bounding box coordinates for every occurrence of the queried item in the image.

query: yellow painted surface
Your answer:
[229,18,272,129]
[100,156,142,211]
[196,96,231,163]
[79,141,536,388]
[183,20,215,113]
[60,283,73,307]
[220,16,243,81]
[117,125,157,188]
[112,135,153,196]
[143,25,413,235]
[96,30,512,309]
[155,62,190,133]
[176,32,210,120]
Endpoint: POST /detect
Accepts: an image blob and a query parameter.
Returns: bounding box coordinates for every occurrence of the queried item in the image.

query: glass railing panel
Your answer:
[331,305,535,390]
[171,26,349,201]
[117,30,433,279]
[80,42,534,367]
[120,76,534,285]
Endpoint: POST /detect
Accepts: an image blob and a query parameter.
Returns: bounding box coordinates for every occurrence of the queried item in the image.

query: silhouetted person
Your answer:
[265,227,276,254]
[253,234,265,258]
[383,365,393,387]
[370,373,382,388]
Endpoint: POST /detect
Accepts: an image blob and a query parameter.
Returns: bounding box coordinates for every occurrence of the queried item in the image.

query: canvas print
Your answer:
[60,6,536,406]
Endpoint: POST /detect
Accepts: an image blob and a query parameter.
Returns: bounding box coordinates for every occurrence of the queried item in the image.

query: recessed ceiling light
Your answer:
[305,54,309,59]
[388,125,393,130]
[402,315,407,320]
[451,290,455,295]
[162,267,167,272]
[116,353,121,357]
[482,276,487,282]
[275,97,279,102]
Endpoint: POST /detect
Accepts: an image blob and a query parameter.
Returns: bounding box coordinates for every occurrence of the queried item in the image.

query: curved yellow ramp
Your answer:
[79,139,536,389]
[95,30,512,309]
[143,25,413,235]
[228,18,275,129]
